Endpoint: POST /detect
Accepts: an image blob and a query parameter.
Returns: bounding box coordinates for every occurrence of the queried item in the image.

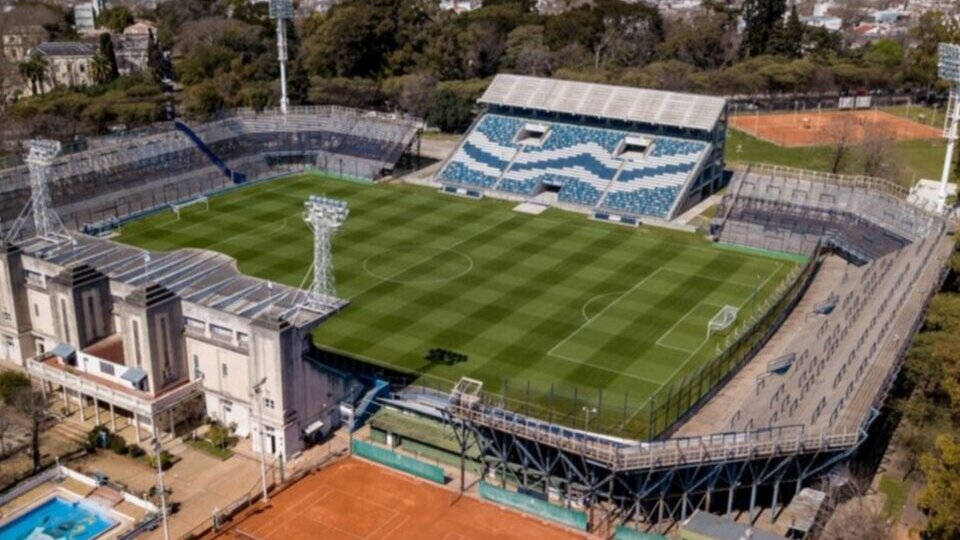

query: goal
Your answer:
[707,305,739,338]
[171,196,209,220]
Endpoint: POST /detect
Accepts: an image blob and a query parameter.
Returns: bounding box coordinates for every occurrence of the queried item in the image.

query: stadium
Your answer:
[0,73,950,535]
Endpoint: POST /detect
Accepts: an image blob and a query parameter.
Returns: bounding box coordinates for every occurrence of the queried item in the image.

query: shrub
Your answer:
[127,444,145,458]
[148,449,174,471]
[88,425,110,449]
[109,434,128,454]
[206,421,236,450]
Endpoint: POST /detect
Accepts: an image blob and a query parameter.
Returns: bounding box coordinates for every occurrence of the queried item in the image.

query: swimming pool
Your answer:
[0,496,116,540]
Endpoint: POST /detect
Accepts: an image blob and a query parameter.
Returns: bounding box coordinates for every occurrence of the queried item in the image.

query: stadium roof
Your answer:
[479,74,726,133]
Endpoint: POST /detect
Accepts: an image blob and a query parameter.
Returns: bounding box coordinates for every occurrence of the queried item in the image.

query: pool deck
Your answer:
[0,475,143,539]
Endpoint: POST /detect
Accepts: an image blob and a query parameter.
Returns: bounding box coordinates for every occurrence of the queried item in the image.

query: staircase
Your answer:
[174,120,247,184]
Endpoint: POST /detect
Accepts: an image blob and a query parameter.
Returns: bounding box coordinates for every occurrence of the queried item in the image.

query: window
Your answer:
[35,339,45,355]
[264,398,276,409]
[33,304,39,317]
[210,324,233,342]
[59,299,70,343]
[185,317,205,331]
[160,317,172,369]
[221,363,228,377]
[132,320,142,367]
[237,332,248,348]
[99,361,115,376]
[193,354,202,378]
[2,311,11,322]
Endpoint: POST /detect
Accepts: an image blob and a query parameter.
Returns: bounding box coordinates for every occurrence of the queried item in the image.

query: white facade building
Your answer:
[0,234,353,459]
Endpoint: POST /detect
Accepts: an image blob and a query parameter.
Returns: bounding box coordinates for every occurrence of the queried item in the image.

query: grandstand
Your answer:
[0,106,420,238]
[434,75,726,223]
[380,165,948,532]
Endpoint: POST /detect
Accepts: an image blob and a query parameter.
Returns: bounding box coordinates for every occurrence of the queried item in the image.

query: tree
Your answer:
[426,82,481,133]
[740,0,788,58]
[826,116,854,174]
[859,128,898,179]
[382,72,437,117]
[90,54,112,85]
[11,384,45,472]
[920,435,960,539]
[0,406,13,457]
[0,371,29,404]
[97,33,119,83]
[18,56,49,96]
[771,6,804,59]
[97,6,134,33]
[184,80,224,118]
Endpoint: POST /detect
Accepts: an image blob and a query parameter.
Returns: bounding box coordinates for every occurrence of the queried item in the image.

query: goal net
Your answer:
[171,196,209,220]
[707,305,739,338]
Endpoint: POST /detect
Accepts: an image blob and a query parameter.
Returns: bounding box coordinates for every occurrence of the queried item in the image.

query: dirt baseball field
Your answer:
[730,109,941,147]
[209,457,585,540]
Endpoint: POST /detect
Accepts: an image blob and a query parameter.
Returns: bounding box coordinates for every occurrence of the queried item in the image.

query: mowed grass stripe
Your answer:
[117,173,797,434]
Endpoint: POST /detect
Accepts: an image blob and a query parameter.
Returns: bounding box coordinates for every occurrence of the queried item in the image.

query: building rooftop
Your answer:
[32,42,96,57]
[16,235,344,328]
[479,74,727,133]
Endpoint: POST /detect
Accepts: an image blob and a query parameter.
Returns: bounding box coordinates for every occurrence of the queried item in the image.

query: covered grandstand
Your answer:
[434,74,727,223]
[0,106,421,237]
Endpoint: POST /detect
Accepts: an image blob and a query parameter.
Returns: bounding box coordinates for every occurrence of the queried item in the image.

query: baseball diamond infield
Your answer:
[730,109,941,147]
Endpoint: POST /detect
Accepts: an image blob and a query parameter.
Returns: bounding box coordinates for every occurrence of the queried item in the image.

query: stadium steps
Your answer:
[490,143,526,192]
[593,159,630,211]
[174,120,247,184]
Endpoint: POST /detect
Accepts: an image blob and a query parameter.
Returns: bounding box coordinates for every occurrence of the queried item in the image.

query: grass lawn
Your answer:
[878,475,908,521]
[117,173,797,438]
[727,127,947,188]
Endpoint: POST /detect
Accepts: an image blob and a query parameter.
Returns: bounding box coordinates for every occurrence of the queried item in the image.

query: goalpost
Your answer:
[707,305,739,339]
[171,196,209,220]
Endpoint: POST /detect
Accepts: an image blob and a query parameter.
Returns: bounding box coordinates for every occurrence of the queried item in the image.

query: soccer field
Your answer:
[118,173,800,437]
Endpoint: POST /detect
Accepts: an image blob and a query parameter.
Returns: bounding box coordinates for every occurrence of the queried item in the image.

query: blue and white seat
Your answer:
[438,114,523,188]
[600,137,708,218]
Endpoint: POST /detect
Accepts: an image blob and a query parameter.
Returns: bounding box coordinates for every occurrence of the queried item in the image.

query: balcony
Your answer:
[28,347,202,418]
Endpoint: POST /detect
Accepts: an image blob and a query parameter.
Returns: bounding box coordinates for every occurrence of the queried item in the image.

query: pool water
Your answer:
[0,496,116,540]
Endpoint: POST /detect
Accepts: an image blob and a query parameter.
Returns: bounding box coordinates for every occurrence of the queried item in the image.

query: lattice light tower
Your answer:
[269,0,294,115]
[938,43,960,212]
[303,195,348,310]
[12,139,69,242]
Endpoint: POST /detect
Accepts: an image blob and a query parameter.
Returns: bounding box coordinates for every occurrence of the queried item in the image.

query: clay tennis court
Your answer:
[730,109,941,147]
[209,457,584,540]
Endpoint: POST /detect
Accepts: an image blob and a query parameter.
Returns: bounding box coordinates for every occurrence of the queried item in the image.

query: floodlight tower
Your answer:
[269,0,294,115]
[937,43,960,213]
[302,195,348,310]
[16,139,68,242]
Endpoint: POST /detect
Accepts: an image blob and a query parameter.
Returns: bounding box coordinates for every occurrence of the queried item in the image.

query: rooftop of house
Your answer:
[32,42,96,58]
[14,234,344,329]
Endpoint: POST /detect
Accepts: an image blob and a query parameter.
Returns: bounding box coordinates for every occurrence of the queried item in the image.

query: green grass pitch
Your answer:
[117,173,798,437]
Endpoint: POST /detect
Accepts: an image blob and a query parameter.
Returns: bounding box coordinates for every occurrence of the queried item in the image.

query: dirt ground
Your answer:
[208,457,585,540]
[730,110,941,147]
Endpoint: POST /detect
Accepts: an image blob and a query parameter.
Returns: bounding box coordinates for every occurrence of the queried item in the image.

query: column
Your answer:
[93,397,100,425]
[78,390,86,422]
[109,403,116,432]
[61,386,69,414]
[169,410,175,438]
[133,412,141,443]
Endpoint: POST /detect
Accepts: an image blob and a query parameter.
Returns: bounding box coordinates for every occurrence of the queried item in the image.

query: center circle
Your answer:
[363,246,474,284]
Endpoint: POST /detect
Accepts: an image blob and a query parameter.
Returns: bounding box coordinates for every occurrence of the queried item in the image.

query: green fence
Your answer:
[478,481,588,531]
[616,525,668,540]
[351,439,445,484]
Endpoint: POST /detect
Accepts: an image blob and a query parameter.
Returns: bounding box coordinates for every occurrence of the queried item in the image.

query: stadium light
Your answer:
[937,43,960,212]
[269,0,294,114]
[302,195,349,311]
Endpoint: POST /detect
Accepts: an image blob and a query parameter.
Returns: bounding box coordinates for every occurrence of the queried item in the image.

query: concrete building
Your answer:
[74,0,107,34]
[0,233,351,458]
[27,42,97,95]
[0,24,47,64]
[439,0,482,12]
